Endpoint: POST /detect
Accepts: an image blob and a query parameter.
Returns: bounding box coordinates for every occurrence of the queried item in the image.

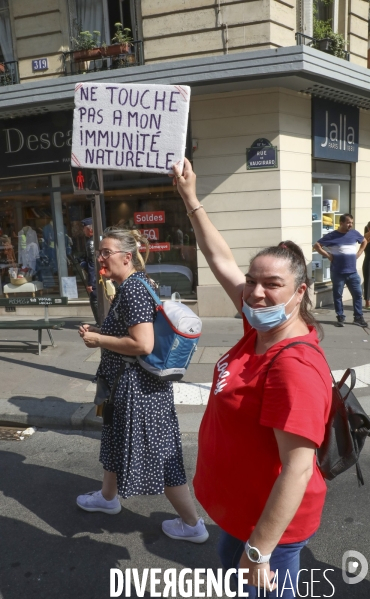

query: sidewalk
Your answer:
[0,316,242,432]
[1,302,370,431]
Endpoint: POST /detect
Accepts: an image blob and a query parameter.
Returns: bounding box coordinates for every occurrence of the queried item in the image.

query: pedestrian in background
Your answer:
[80,217,99,324]
[173,158,331,598]
[76,226,208,544]
[362,221,370,310]
[314,213,367,327]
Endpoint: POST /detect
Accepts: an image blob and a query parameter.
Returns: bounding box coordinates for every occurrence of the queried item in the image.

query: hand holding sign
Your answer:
[72,82,190,174]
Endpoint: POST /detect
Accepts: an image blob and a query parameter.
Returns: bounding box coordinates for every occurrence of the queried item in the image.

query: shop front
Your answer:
[0,111,197,315]
[310,98,359,305]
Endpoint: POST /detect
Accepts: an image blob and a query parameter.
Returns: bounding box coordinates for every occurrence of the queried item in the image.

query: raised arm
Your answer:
[173,158,245,311]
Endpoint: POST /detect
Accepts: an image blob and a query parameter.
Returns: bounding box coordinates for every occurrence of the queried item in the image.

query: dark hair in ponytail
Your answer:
[251,240,323,338]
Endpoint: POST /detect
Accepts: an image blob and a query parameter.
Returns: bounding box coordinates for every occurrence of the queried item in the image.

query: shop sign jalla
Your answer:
[0,112,73,179]
[246,139,278,170]
[312,98,359,162]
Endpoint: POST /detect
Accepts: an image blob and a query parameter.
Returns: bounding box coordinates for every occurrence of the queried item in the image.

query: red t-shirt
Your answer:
[193,320,332,543]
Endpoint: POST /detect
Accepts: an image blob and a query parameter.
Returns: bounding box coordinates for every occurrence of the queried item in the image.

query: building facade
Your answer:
[1,0,370,317]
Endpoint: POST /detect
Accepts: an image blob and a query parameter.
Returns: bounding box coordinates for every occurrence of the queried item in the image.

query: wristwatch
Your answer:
[245,540,271,564]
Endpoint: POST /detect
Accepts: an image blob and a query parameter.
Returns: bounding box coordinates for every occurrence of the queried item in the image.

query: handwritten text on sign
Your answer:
[71,82,190,174]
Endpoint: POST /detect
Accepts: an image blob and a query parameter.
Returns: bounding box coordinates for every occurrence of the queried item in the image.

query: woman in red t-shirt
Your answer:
[172,159,332,598]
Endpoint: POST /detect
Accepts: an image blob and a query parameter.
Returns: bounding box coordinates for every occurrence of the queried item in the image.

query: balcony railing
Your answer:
[62,40,144,76]
[295,32,349,61]
[0,61,20,86]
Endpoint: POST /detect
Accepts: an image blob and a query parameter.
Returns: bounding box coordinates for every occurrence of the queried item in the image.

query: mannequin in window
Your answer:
[42,220,57,273]
[18,225,39,271]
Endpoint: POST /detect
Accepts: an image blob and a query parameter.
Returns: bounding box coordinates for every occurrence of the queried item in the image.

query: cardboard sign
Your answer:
[71,82,191,174]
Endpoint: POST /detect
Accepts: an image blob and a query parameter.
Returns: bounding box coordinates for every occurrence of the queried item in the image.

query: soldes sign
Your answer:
[0,112,73,179]
[134,211,165,224]
[313,98,359,162]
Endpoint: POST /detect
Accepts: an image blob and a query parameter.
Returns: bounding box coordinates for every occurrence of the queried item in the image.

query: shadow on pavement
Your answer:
[0,342,42,354]
[0,450,221,598]
[0,355,93,382]
[300,546,370,598]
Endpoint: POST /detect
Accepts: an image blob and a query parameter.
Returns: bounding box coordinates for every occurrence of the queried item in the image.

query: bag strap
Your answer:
[108,362,127,404]
[265,341,356,402]
[122,274,162,307]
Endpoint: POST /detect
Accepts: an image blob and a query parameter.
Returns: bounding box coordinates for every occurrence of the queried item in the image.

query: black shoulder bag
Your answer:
[266,341,370,486]
[94,361,129,425]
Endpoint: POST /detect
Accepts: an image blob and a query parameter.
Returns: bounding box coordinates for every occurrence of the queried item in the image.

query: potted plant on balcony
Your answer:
[71,30,102,62]
[313,0,347,59]
[102,23,133,58]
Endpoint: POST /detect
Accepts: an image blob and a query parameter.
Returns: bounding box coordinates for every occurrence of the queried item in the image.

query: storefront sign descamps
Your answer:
[0,112,73,179]
[313,98,359,162]
[4,128,71,153]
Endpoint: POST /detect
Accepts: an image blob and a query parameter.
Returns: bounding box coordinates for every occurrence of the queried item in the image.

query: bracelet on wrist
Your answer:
[187,204,204,218]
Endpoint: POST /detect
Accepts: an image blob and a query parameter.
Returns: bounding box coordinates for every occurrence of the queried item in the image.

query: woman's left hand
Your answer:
[82,331,101,348]
[239,551,277,591]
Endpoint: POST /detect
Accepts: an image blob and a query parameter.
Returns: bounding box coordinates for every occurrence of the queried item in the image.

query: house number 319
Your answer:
[32,58,48,71]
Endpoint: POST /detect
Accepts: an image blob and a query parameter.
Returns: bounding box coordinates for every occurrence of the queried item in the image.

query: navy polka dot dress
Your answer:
[97,271,187,498]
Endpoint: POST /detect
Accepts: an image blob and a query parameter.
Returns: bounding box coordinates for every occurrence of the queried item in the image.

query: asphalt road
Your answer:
[0,429,369,599]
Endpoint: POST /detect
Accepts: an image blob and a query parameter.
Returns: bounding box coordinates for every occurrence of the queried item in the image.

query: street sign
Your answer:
[71,166,101,194]
[246,138,278,170]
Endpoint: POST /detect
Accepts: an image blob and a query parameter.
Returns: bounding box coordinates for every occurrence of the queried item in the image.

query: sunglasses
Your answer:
[95,249,125,259]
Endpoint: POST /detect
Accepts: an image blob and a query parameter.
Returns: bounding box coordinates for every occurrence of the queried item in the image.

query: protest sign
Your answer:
[71,82,190,175]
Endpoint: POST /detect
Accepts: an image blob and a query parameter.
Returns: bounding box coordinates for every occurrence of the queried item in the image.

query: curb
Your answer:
[0,401,101,431]
[0,403,205,433]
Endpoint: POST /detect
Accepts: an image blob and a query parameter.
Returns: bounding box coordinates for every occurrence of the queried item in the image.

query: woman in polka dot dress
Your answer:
[77,226,208,543]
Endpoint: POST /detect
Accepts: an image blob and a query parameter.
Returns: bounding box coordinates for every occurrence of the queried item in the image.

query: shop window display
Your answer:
[311,161,351,284]
[0,178,89,299]
[102,175,198,298]
[0,171,198,301]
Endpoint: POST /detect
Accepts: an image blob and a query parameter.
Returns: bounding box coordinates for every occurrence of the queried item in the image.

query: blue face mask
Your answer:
[242,291,298,332]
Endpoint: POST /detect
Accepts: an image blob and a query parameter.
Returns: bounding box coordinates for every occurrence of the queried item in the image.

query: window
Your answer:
[0,0,14,63]
[71,0,136,45]
[314,0,339,33]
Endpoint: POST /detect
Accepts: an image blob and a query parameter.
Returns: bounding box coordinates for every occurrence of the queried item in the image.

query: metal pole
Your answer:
[90,170,109,326]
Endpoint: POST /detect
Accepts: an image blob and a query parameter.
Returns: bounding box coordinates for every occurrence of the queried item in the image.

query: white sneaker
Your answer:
[162,517,209,543]
[76,490,121,514]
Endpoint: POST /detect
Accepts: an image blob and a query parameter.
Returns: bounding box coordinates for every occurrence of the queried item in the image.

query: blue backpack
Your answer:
[131,276,202,381]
